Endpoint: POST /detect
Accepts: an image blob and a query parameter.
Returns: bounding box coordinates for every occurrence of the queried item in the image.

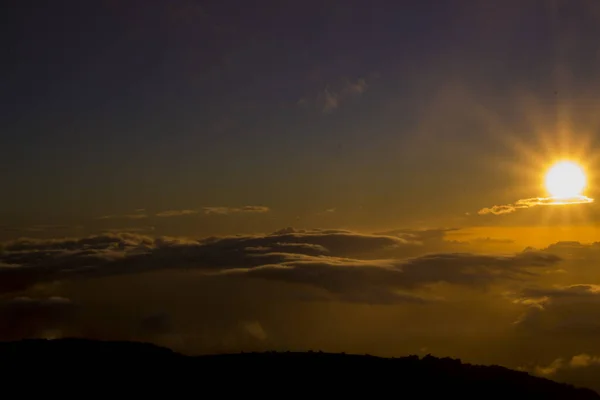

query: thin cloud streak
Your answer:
[97,214,148,220]
[203,206,270,215]
[478,196,594,216]
[97,206,271,219]
[298,78,369,114]
[155,210,199,217]
[531,354,600,377]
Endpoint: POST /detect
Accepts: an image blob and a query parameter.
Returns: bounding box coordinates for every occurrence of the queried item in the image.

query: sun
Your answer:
[544,161,587,199]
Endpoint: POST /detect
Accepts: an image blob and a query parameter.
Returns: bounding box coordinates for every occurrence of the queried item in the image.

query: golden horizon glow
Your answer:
[544,161,587,199]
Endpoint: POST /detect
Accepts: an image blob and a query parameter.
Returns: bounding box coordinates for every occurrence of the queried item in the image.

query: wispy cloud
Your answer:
[97,207,270,219]
[155,210,198,217]
[509,283,600,335]
[531,354,600,377]
[471,237,515,244]
[97,209,148,220]
[478,195,594,215]
[102,227,155,234]
[0,296,76,340]
[315,207,336,216]
[299,78,369,114]
[203,206,270,215]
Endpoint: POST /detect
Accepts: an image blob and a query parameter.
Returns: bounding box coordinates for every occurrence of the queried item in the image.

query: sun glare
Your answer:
[544,161,587,199]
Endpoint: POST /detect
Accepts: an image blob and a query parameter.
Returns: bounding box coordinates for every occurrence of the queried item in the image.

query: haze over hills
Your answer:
[1,338,598,398]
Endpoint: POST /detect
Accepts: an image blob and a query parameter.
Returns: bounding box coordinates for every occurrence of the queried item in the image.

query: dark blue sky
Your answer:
[3,0,600,233]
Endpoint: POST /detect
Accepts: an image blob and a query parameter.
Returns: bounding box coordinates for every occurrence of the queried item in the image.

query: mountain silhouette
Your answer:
[1,338,597,398]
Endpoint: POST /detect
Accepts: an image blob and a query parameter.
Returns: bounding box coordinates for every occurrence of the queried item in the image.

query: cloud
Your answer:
[242,321,267,341]
[527,354,600,393]
[510,284,600,335]
[300,78,369,113]
[376,228,460,242]
[541,241,600,260]
[507,241,600,347]
[372,228,477,255]
[245,242,329,256]
[224,251,560,304]
[478,196,594,215]
[4,230,599,389]
[155,210,199,217]
[102,226,155,234]
[317,208,336,215]
[97,207,270,219]
[0,296,76,340]
[0,228,561,304]
[529,354,600,377]
[97,209,148,220]
[0,229,408,295]
[512,284,600,310]
[203,206,270,215]
[470,237,515,244]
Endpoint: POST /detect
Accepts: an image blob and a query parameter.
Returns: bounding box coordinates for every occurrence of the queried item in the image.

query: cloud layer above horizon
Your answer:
[2,225,600,391]
[0,227,560,300]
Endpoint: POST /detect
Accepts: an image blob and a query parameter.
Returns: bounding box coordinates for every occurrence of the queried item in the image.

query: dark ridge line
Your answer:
[0,338,597,398]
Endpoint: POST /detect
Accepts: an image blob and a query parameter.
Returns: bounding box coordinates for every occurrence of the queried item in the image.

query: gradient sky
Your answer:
[4,0,600,235]
[4,0,600,393]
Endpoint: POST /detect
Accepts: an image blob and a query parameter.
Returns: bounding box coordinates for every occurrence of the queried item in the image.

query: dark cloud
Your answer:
[0,296,76,340]
[528,241,600,281]
[526,354,600,393]
[0,228,560,303]
[0,228,561,305]
[373,228,505,254]
[542,241,600,259]
[245,242,329,256]
[0,229,409,295]
[226,251,560,304]
[511,284,600,335]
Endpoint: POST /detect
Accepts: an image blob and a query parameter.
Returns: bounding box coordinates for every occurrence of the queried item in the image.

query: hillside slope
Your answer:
[1,338,597,398]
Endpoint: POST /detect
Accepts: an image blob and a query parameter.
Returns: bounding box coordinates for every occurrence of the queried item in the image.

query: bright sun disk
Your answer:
[544,161,587,199]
